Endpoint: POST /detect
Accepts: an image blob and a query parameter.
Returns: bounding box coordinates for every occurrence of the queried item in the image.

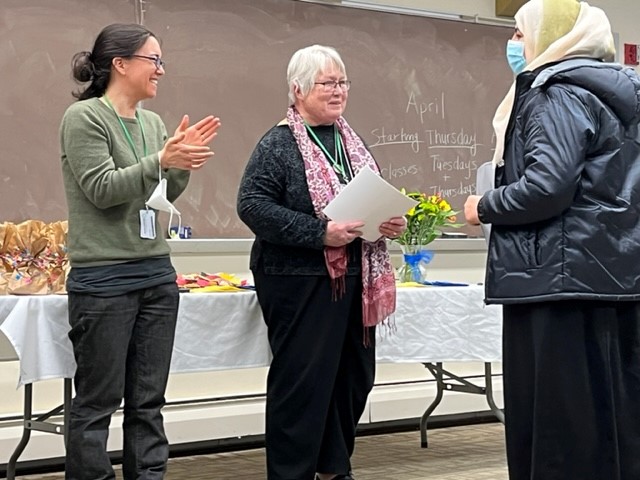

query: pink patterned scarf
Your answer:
[286,106,396,328]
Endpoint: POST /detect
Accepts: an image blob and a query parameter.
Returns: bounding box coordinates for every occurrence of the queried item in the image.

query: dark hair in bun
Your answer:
[71,23,157,100]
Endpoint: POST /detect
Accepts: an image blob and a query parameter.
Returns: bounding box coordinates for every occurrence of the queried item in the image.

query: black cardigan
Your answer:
[237,124,362,276]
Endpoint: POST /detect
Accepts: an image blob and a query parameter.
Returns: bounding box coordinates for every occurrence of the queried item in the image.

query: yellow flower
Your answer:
[396,191,462,246]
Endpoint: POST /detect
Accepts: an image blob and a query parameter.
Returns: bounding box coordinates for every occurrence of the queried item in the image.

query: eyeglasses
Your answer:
[314,80,352,92]
[130,54,165,69]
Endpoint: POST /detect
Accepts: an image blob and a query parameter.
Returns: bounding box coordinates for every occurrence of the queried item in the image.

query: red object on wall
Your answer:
[624,44,639,66]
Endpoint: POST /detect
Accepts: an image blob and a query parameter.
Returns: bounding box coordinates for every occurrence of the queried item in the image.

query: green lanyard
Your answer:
[305,123,352,181]
[103,96,148,163]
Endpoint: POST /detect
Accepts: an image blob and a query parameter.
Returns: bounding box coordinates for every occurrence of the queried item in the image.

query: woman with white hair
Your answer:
[237,45,406,480]
[464,0,640,478]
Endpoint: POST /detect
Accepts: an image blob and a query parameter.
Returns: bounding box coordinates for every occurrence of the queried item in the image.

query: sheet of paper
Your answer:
[322,166,418,242]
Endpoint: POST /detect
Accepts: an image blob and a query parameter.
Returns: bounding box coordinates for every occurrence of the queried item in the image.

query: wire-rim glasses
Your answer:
[314,80,352,92]
[130,54,165,69]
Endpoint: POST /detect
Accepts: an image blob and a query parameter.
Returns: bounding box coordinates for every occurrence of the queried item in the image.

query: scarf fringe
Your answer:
[362,286,396,328]
[363,326,373,347]
[362,311,396,348]
[331,275,346,301]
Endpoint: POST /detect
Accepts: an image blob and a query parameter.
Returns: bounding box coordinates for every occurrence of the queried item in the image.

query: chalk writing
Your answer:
[428,182,477,198]
[370,127,424,153]
[406,91,446,123]
[430,154,478,180]
[363,82,500,234]
[425,128,481,157]
[380,162,420,179]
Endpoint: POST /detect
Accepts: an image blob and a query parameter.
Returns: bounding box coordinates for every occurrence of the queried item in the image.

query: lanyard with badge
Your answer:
[305,122,354,184]
[102,96,157,239]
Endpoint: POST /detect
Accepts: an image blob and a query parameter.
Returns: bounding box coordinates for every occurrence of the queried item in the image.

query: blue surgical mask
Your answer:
[506,40,527,75]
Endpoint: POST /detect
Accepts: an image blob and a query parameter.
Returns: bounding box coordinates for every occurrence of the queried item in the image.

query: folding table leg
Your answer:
[420,362,504,448]
[6,383,34,480]
[64,378,71,446]
[5,379,72,479]
[420,362,444,448]
[484,363,505,424]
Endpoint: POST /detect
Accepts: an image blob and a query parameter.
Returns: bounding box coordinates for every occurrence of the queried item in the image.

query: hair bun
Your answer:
[71,51,96,83]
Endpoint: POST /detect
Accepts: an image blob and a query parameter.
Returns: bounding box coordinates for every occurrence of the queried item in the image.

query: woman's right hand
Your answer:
[324,220,364,247]
[464,195,481,225]
[159,115,216,170]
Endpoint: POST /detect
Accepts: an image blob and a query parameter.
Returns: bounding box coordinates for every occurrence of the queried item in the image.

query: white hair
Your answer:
[286,45,347,105]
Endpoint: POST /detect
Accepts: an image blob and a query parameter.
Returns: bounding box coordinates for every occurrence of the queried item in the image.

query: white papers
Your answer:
[322,166,418,242]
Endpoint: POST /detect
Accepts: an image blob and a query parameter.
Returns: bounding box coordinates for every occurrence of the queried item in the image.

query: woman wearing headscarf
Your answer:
[237,45,406,480]
[464,1,640,478]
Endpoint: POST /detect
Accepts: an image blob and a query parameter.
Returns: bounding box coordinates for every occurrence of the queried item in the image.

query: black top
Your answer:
[67,256,176,296]
[237,124,363,276]
[307,124,353,184]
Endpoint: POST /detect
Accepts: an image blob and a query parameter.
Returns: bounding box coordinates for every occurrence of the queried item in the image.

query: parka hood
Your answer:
[533,58,640,127]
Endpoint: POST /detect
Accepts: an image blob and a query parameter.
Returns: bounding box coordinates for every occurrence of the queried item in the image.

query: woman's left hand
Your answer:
[379,216,407,239]
[183,115,222,146]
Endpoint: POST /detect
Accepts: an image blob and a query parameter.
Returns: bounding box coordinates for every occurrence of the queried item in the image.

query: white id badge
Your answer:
[140,209,156,239]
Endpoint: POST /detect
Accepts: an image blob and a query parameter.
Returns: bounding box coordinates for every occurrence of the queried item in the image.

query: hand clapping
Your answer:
[183,114,221,146]
[159,114,221,170]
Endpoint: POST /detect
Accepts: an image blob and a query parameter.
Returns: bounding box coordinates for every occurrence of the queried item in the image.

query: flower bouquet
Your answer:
[395,192,461,283]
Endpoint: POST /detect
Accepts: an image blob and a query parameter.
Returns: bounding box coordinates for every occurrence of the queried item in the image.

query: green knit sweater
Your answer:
[60,97,189,267]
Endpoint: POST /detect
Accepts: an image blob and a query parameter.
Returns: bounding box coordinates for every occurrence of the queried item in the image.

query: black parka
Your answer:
[479,59,640,304]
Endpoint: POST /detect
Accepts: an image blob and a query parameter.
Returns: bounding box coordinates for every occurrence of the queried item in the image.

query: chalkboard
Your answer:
[1,0,514,238]
[0,0,136,224]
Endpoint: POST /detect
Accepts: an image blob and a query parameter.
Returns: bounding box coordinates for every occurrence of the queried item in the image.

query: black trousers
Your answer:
[502,300,640,480]
[253,271,375,480]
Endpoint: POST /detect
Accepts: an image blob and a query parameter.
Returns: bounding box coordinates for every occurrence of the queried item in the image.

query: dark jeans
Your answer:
[65,283,179,480]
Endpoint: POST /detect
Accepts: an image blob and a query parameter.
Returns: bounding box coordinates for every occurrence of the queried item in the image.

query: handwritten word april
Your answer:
[406,91,446,123]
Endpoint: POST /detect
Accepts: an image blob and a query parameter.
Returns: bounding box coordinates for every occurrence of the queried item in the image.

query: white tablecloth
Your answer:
[0,286,502,387]
[378,286,502,363]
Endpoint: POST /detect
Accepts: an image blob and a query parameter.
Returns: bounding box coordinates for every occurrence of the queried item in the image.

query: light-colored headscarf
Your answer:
[492,0,616,166]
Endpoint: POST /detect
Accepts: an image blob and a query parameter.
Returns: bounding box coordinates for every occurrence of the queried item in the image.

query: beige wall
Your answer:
[336,0,640,67]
